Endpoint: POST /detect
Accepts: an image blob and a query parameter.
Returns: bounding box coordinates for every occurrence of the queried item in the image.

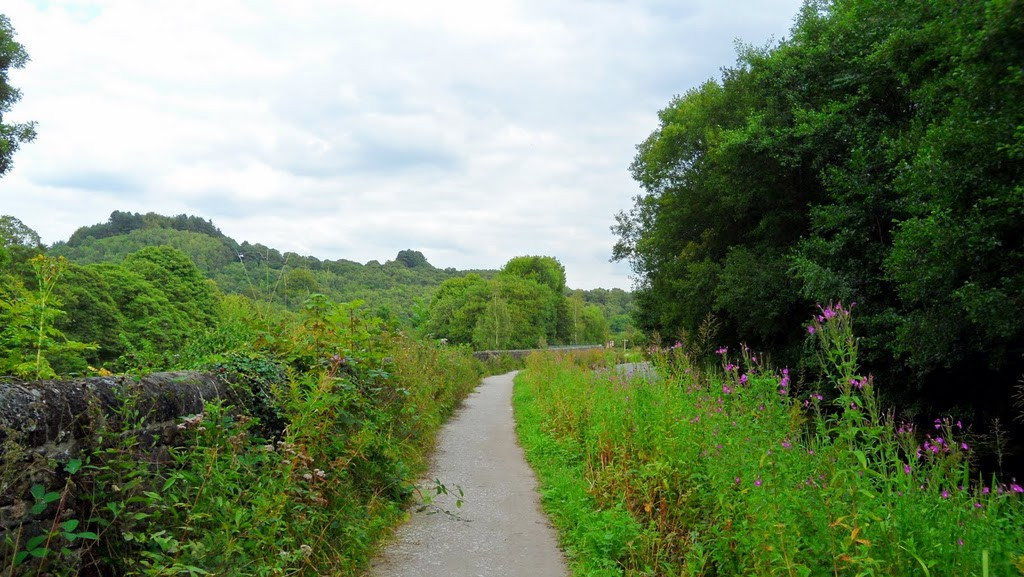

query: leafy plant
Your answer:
[6,459,98,575]
[0,255,95,379]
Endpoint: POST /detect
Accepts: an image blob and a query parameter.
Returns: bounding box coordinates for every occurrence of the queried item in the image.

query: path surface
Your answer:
[367,371,569,577]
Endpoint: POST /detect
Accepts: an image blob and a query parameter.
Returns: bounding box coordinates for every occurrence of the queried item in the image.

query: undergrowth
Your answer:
[514,304,1024,576]
[2,294,483,576]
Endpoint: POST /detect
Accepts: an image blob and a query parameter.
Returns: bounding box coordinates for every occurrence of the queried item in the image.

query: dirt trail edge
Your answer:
[367,371,569,577]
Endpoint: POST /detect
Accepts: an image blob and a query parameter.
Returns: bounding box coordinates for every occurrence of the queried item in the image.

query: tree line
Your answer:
[1,213,631,378]
[613,0,1022,431]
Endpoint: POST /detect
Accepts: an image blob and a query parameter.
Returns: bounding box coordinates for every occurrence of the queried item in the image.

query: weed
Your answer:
[515,303,1024,575]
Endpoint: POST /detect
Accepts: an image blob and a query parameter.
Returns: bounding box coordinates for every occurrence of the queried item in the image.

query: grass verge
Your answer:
[514,306,1024,576]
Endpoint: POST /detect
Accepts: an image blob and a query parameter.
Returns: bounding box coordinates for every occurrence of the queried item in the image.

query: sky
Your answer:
[1,0,804,289]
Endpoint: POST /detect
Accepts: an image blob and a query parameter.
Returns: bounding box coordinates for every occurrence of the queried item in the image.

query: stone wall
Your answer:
[0,372,231,538]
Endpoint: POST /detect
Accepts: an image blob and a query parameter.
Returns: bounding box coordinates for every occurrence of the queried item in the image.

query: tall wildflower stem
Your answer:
[29,255,66,380]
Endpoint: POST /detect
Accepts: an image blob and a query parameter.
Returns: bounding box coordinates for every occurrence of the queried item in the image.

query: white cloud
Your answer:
[0,0,803,289]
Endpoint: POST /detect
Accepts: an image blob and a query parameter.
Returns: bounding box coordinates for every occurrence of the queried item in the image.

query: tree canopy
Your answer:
[613,0,1023,421]
[0,14,36,177]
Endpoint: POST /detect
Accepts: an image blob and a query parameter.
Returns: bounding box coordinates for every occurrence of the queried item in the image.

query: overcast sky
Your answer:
[1,0,803,289]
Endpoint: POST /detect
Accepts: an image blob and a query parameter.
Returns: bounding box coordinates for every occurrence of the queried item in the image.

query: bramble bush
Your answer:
[515,304,1024,576]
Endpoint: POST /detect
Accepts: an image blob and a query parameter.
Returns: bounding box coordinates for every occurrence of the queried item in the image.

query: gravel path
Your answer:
[366,371,569,577]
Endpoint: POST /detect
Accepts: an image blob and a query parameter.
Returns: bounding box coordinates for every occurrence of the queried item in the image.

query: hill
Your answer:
[50,211,496,325]
[48,210,632,331]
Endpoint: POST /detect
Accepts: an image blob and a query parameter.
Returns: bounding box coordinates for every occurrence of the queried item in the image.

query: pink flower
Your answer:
[903,464,911,474]
[1011,482,1023,494]
[807,325,815,334]
[716,347,728,355]
[754,477,762,487]
[739,374,748,385]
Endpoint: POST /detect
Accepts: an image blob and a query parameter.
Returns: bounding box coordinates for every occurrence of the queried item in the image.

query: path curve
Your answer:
[367,371,568,577]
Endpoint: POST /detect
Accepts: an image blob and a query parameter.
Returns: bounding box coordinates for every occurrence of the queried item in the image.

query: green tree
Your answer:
[499,256,567,343]
[0,255,94,378]
[0,215,43,273]
[579,303,609,345]
[54,263,127,367]
[473,292,512,350]
[0,15,36,177]
[426,274,490,344]
[122,245,219,327]
[613,0,1024,423]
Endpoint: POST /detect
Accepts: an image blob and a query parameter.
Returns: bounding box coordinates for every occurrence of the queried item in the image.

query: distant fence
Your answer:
[471,345,606,361]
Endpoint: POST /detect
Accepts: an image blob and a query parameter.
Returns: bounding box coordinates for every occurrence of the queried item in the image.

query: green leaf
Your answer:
[60,519,79,532]
[64,458,82,474]
[25,534,47,550]
[853,450,867,469]
[74,531,99,540]
[30,484,44,500]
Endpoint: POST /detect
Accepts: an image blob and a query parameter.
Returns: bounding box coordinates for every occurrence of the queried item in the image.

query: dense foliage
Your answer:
[425,255,614,349]
[49,211,632,344]
[516,307,1024,575]
[613,0,1023,426]
[2,283,485,574]
[0,14,36,177]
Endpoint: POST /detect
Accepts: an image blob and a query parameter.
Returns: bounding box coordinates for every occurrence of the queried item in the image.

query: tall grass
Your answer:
[515,305,1024,576]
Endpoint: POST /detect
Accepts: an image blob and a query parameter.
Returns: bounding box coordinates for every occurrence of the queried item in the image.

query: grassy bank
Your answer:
[514,306,1024,576]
